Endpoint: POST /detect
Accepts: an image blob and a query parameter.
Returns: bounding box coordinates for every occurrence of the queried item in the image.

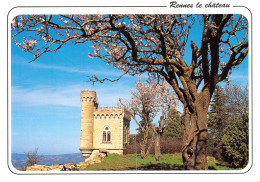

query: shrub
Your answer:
[160,137,182,154]
[221,113,249,168]
[25,147,44,167]
[124,137,182,155]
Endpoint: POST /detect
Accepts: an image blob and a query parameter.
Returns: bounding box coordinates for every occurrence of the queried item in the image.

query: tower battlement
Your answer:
[80,90,98,104]
[80,90,96,97]
[94,107,123,119]
[96,106,121,112]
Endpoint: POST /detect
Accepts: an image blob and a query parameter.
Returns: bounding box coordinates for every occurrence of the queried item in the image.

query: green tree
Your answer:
[207,86,227,158]
[221,113,249,168]
[163,108,182,139]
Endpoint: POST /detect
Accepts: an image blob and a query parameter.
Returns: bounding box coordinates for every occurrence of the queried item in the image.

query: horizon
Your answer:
[12,152,82,155]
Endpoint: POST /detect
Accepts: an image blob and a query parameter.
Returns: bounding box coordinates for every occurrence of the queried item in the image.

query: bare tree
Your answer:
[152,112,169,161]
[25,147,44,167]
[224,83,249,117]
[12,14,248,169]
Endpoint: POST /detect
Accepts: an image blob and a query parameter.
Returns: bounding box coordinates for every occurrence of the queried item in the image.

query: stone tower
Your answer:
[79,90,98,159]
[80,90,130,161]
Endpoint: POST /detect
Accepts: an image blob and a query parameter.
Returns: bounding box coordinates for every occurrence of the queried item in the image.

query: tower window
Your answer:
[107,131,111,142]
[102,126,111,143]
[103,131,106,142]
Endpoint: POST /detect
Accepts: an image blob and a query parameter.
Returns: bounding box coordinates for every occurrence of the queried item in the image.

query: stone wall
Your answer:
[93,110,124,151]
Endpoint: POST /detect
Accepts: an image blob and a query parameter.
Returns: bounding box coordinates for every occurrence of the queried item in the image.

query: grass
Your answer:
[81,153,238,171]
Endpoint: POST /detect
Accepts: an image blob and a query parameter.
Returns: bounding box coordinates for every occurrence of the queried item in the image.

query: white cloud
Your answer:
[29,63,89,74]
[12,84,82,107]
[13,57,131,78]
[11,82,133,108]
[11,56,136,107]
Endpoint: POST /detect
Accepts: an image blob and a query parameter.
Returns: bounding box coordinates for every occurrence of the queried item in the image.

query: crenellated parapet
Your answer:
[80,90,99,104]
[96,106,121,112]
[94,106,124,119]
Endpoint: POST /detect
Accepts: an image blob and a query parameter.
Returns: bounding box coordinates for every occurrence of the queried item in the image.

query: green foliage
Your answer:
[162,109,182,139]
[207,86,227,157]
[208,86,227,136]
[221,113,249,168]
[206,134,216,157]
[207,84,249,168]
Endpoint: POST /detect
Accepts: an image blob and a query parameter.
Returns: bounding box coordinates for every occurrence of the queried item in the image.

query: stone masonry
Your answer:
[79,90,130,161]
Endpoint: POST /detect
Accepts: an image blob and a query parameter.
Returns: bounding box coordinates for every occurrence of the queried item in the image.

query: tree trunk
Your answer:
[140,132,154,159]
[154,132,161,161]
[140,143,149,158]
[181,98,209,170]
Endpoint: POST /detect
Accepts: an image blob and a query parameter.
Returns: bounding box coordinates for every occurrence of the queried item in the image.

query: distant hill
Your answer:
[11,153,85,168]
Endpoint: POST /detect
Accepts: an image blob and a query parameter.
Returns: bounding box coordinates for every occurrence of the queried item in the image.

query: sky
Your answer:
[10,15,249,155]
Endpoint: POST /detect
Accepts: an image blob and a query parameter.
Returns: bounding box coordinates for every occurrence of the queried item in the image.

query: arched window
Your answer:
[102,126,111,143]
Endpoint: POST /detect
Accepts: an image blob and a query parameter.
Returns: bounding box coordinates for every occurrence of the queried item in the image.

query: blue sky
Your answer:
[11,41,141,155]
[10,15,249,155]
